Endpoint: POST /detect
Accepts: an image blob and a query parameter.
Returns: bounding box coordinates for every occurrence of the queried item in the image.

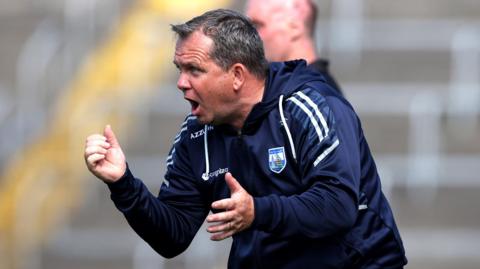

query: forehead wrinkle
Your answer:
[175,47,210,66]
[174,32,213,66]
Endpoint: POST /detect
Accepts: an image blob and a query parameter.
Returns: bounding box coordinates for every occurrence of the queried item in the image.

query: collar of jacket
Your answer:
[238,60,325,135]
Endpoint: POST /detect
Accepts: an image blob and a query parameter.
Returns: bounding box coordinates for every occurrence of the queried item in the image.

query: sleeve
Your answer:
[251,88,360,239]
[108,115,209,258]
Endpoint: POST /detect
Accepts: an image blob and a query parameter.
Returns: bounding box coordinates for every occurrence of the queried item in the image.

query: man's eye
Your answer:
[174,65,183,74]
[189,67,203,75]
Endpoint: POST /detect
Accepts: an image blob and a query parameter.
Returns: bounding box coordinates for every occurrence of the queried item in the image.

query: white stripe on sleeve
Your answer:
[295,91,329,137]
[313,139,340,167]
[288,96,324,143]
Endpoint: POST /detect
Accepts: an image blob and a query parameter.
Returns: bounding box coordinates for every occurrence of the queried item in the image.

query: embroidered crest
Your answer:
[268,147,287,173]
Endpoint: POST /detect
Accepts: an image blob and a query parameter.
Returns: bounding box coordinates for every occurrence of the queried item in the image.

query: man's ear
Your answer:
[232,64,246,91]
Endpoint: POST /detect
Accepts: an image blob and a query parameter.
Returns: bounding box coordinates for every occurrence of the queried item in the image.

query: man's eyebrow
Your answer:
[173,61,204,71]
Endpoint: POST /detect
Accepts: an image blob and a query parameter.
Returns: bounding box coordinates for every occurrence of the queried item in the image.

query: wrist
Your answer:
[106,164,130,188]
[99,163,127,184]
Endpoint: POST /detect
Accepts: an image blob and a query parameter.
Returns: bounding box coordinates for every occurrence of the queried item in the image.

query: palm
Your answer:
[94,147,125,181]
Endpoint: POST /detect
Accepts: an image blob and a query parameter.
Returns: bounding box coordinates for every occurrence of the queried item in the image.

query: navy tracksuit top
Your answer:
[108,60,407,268]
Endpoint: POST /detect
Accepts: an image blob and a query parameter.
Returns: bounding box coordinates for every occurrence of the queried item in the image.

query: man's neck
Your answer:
[289,38,317,64]
[230,80,265,131]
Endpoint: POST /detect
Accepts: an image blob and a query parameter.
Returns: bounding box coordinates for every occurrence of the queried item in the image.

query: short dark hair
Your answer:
[171,9,268,79]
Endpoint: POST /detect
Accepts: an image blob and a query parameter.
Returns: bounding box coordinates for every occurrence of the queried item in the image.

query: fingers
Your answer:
[208,222,236,241]
[206,212,238,241]
[225,172,242,193]
[207,173,255,241]
[210,228,235,241]
[206,209,235,223]
[206,219,234,233]
[84,126,126,183]
[211,198,234,210]
[86,153,105,165]
[104,125,120,148]
[85,134,110,162]
[85,144,108,155]
[206,206,238,241]
[210,173,244,210]
[86,134,110,148]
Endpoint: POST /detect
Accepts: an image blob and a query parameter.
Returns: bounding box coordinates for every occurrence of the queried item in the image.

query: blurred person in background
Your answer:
[84,8,406,269]
[246,0,343,95]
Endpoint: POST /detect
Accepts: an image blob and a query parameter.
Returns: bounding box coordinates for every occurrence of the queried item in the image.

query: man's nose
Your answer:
[177,73,190,91]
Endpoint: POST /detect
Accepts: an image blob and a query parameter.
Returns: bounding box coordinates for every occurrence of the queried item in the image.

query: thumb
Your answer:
[104,124,120,148]
[225,172,243,194]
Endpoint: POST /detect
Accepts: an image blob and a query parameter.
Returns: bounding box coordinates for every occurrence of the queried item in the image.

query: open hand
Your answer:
[206,172,254,241]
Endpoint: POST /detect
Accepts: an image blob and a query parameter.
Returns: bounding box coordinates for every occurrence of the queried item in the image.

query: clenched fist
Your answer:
[84,125,126,183]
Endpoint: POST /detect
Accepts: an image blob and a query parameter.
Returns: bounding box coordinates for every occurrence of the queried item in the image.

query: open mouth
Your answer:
[185,98,199,112]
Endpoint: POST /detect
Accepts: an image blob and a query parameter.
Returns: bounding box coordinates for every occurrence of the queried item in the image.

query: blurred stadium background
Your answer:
[0,0,479,268]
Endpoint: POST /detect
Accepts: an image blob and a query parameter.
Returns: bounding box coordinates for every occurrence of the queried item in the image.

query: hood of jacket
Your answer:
[242,60,326,134]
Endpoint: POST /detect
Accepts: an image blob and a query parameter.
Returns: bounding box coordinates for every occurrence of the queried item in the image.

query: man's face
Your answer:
[246,0,292,62]
[174,31,236,126]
